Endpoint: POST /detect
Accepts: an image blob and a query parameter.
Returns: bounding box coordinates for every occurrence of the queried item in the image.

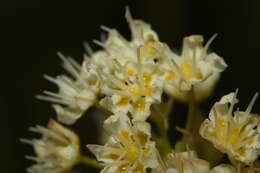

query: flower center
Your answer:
[125,145,139,161]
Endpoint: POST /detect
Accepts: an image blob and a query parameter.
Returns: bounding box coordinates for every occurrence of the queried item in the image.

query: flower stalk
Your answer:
[79,155,103,169]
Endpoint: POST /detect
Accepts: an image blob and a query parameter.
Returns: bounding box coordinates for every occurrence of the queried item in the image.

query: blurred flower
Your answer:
[210,164,236,173]
[87,113,159,173]
[164,150,210,173]
[125,7,159,48]
[21,119,80,173]
[200,91,260,164]
[37,53,100,124]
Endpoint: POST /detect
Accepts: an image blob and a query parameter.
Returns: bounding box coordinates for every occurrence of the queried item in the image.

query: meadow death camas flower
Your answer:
[87,113,159,173]
[94,9,163,121]
[164,150,210,173]
[37,53,101,124]
[200,90,260,164]
[22,7,260,173]
[164,151,237,173]
[159,35,227,102]
[21,119,80,173]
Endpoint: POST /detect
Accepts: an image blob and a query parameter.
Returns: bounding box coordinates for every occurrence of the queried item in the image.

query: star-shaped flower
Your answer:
[200,90,260,164]
[21,119,80,173]
[87,113,159,173]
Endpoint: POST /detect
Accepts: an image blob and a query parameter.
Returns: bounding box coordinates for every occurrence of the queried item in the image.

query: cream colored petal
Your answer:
[211,164,236,173]
[125,7,159,45]
[87,144,122,164]
[182,35,204,59]
[52,104,83,125]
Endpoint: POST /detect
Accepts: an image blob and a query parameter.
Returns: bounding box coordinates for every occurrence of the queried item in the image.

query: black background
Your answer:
[5,0,260,172]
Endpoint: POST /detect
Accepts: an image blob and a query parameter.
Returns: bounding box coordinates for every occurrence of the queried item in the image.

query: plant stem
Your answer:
[79,155,103,169]
[157,120,172,157]
[185,89,197,133]
[151,98,173,157]
[175,89,198,151]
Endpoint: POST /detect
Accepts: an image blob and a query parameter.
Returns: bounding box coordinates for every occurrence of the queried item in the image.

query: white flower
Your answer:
[125,7,159,47]
[200,90,260,164]
[93,7,162,67]
[165,150,210,173]
[87,113,159,173]
[210,164,236,173]
[37,8,165,123]
[21,119,80,173]
[82,8,165,122]
[165,168,179,173]
[99,60,162,121]
[160,35,227,102]
[37,52,100,124]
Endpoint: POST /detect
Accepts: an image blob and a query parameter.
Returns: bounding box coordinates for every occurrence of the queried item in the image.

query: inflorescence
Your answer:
[21,8,259,173]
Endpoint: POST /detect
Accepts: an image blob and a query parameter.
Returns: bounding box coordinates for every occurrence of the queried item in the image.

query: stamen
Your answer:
[20,138,34,145]
[125,6,133,22]
[93,39,105,47]
[57,52,81,79]
[228,89,239,116]
[43,75,78,93]
[83,42,94,56]
[202,33,218,59]
[43,91,73,102]
[35,95,71,105]
[245,92,258,115]
[100,25,112,32]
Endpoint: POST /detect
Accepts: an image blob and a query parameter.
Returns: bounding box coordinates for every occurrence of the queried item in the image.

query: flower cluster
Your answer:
[21,119,80,173]
[200,90,260,165]
[22,7,259,173]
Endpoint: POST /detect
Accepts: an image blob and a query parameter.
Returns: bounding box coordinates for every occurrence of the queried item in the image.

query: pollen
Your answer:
[181,62,193,80]
[88,80,97,86]
[237,149,246,157]
[137,132,148,146]
[127,69,136,76]
[106,153,119,160]
[128,84,141,96]
[143,147,150,155]
[229,124,239,145]
[120,130,132,142]
[181,62,202,80]
[125,145,139,161]
[144,86,154,97]
[117,164,128,173]
[141,72,152,84]
[218,117,226,127]
[140,40,158,59]
[246,139,255,146]
[164,73,175,81]
[133,163,145,173]
[117,97,130,107]
[133,99,146,110]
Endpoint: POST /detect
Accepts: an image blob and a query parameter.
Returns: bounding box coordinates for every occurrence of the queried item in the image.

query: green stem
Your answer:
[175,89,198,151]
[185,89,197,133]
[157,124,172,157]
[79,155,103,169]
[151,99,173,157]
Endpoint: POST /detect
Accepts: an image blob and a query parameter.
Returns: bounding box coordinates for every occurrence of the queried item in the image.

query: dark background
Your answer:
[4,0,260,172]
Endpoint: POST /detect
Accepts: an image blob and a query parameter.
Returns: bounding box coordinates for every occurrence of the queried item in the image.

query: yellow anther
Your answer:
[133,99,146,111]
[141,72,152,84]
[117,97,130,107]
[164,74,175,81]
[125,145,139,161]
